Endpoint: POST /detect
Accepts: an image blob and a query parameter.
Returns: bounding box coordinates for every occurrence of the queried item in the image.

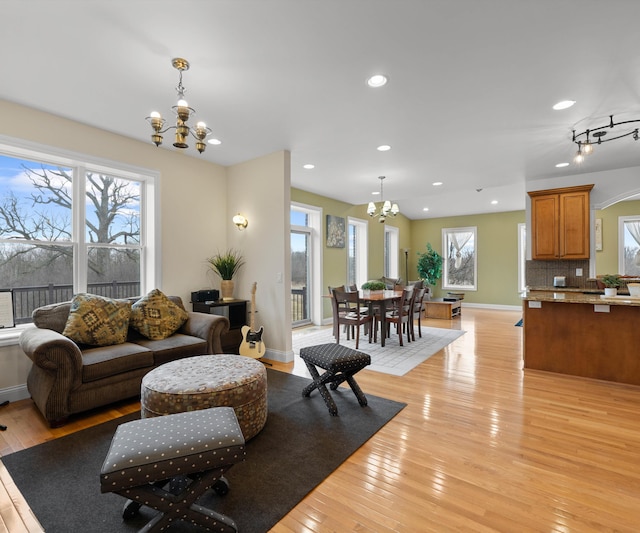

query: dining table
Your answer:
[358,289,402,347]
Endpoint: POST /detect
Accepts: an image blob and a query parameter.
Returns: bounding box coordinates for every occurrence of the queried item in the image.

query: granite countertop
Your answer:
[522,290,640,307]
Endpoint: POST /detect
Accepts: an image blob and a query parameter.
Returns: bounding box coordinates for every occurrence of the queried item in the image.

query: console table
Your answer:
[192,299,248,354]
[423,298,462,319]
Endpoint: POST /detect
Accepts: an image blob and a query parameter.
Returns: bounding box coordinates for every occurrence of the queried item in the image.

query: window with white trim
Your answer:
[442,226,477,290]
[384,225,399,279]
[619,215,640,276]
[0,140,158,325]
[347,217,368,289]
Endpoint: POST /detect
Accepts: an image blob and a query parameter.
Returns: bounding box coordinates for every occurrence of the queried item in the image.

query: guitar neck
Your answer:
[249,290,256,330]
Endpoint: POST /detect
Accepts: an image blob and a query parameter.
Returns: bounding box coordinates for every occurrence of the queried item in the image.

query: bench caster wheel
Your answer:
[213,476,229,496]
[122,499,141,519]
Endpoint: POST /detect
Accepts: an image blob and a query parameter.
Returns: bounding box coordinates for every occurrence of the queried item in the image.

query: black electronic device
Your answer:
[191,289,220,303]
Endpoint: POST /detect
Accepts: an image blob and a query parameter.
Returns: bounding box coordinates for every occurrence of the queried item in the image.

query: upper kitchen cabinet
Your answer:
[528,184,594,260]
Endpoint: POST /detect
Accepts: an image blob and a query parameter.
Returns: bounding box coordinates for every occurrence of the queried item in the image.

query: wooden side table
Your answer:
[423,298,462,319]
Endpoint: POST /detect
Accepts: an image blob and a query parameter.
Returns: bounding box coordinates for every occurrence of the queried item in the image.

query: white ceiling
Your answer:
[2,0,640,220]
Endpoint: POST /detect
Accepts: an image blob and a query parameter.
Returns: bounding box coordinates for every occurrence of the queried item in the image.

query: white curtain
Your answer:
[626,221,640,265]
[449,231,473,269]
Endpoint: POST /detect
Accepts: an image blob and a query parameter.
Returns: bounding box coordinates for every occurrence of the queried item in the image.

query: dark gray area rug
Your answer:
[3,369,405,533]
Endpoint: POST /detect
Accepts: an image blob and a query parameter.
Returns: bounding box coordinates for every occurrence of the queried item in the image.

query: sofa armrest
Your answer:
[19,327,85,425]
[180,312,230,354]
[20,327,84,377]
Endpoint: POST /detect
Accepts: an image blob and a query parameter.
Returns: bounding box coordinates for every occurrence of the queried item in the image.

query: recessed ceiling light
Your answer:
[367,74,388,88]
[377,145,391,151]
[303,164,315,169]
[491,200,498,205]
[207,138,222,145]
[432,181,443,186]
[423,207,429,212]
[553,100,576,110]
[555,162,570,168]
[372,191,380,196]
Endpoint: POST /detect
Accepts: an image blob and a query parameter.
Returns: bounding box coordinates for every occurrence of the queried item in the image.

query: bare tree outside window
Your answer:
[0,153,142,321]
[442,227,477,290]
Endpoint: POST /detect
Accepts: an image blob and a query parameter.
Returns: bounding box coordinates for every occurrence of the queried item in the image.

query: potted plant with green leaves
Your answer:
[417,243,443,299]
[207,249,245,300]
[601,274,621,297]
[361,280,386,296]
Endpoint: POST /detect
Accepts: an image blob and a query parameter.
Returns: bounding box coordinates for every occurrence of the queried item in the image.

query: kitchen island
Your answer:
[522,290,640,386]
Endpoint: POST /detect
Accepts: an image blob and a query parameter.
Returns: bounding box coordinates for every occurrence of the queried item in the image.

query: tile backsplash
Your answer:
[525,259,594,289]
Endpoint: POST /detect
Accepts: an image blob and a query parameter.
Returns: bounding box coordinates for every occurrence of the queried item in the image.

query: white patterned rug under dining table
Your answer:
[292,325,465,376]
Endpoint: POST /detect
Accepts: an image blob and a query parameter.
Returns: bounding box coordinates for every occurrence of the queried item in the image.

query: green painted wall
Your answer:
[595,199,640,275]
[411,211,525,306]
[291,188,411,319]
[293,187,526,316]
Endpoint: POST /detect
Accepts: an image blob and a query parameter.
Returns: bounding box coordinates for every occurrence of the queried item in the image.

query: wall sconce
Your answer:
[233,213,248,231]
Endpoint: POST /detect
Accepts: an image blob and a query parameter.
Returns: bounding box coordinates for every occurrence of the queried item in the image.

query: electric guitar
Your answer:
[240,282,266,359]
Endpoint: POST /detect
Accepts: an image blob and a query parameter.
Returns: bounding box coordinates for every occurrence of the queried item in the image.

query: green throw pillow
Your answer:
[62,293,131,346]
[130,289,188,340]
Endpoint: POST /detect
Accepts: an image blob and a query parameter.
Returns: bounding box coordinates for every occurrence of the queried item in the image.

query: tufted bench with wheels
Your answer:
[100,407,245,533]
[299,343,371,416]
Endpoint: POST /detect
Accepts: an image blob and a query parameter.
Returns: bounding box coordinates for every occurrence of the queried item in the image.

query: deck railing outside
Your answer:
[291,287,308,323]
[10,282,141,324]
[8,283,308,325]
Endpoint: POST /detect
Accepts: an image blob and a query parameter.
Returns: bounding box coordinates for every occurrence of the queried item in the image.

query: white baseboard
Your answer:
[461,302,522,312]
[0,384,30,404]
[264,348,295,363]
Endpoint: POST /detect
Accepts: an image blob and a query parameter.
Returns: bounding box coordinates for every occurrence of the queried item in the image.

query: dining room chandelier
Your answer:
[572,114,640,163]
[146,58,212,154]
[367,176,399,223]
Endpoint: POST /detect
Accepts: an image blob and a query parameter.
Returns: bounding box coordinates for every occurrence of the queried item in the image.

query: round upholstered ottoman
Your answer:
[141,354,267,440]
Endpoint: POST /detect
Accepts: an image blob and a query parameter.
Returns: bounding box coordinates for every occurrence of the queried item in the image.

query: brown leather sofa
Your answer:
[19,296,229,427]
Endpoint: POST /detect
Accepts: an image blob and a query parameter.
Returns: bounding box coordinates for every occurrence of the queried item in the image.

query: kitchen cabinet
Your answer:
[528,184,593,260]
[522,291,640,385]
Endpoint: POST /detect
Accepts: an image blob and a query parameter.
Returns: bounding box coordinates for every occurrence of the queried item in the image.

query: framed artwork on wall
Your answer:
[326,215,345,248]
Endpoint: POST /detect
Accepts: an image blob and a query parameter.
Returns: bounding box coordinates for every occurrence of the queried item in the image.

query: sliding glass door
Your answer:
[291,229,311,326]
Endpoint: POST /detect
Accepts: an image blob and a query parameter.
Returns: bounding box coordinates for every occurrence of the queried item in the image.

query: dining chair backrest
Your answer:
[412,287,426,316]
[402,286,414,312]
[333,286,361,311]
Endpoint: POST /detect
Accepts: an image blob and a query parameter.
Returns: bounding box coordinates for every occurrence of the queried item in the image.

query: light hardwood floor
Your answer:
[2,308,640,532]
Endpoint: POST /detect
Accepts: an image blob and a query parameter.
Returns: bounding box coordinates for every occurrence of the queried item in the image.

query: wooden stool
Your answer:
[100,407,245,533]
[299,343,371,416]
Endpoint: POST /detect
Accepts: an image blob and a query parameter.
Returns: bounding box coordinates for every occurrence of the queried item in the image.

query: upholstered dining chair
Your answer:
[331,287,373,349]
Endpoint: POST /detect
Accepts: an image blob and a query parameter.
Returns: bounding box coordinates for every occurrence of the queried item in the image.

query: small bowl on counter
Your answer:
[628,283,640,297]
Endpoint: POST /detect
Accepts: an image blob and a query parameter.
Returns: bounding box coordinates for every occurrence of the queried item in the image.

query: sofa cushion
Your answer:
[81,342,154,382]
[130,289,189,341]
[62,294,131,346]
[130,333,208,366]
[32,301,73,334]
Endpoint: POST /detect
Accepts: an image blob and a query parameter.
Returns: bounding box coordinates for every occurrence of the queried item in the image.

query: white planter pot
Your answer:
[604,287,617,297]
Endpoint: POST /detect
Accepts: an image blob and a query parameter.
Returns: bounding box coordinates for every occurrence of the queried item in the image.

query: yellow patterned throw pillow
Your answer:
[62,293,132,346]
[130,289,188,340]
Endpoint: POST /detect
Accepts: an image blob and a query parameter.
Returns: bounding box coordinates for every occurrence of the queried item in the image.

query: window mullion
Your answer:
[74,166,87,294]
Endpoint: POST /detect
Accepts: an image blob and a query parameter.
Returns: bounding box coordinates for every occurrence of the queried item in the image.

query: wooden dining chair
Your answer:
[411,286,426,340]
[329,285,348,340]
[331,287,372,349]
[380,286,414,346]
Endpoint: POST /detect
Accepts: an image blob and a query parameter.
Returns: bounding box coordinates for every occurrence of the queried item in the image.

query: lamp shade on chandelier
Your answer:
[146,58,212,154]
[367,176,399,223]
